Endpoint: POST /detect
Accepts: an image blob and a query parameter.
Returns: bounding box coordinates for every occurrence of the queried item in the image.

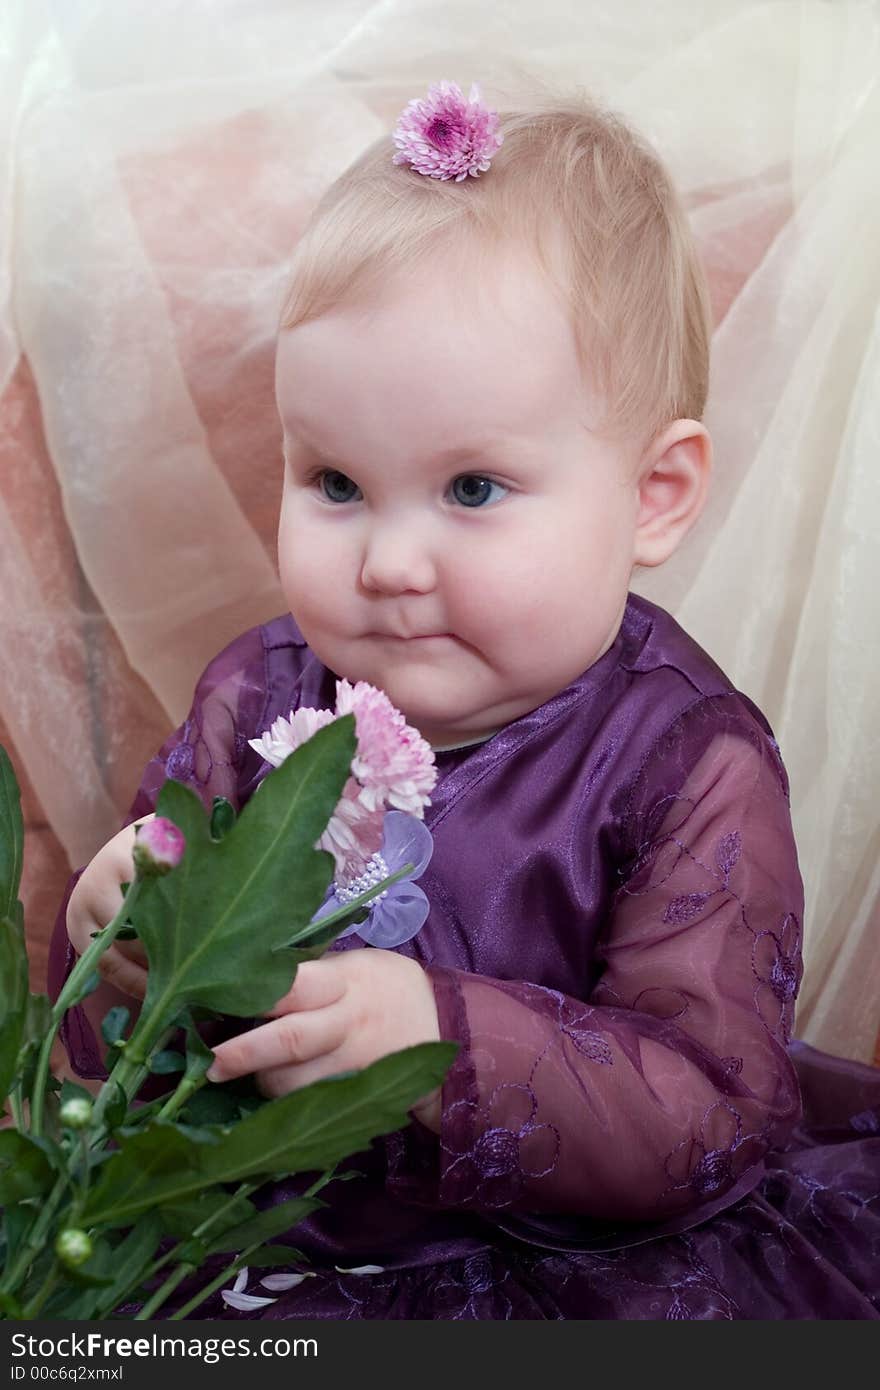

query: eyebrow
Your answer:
[288,437,523,472]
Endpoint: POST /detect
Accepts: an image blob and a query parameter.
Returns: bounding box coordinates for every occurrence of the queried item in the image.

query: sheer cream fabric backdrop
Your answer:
[1,0,877,1060]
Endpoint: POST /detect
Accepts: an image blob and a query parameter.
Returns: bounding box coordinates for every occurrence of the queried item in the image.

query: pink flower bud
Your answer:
[132,816,186,878]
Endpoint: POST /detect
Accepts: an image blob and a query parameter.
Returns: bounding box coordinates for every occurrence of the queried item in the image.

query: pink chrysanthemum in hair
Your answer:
[392,80,503,182]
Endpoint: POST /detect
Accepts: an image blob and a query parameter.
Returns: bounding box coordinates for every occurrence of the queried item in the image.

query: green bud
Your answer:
[59,1097,93,1130]
[55,1229,93,1267]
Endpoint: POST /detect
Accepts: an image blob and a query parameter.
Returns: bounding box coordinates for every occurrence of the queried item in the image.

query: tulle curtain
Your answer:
[1,0,877,1061]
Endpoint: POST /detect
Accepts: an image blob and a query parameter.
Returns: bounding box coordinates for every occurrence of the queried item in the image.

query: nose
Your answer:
[359,518,437,596]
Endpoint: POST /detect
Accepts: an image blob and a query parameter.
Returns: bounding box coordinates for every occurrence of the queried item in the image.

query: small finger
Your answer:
[115,937,149,967]
[256,1049,348,1099]
[96,947,148,1000]
[207,1001,347,1082]
[264,957,349,1018]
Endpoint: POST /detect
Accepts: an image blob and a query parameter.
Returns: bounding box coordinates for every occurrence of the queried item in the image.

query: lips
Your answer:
[377,632,450,640]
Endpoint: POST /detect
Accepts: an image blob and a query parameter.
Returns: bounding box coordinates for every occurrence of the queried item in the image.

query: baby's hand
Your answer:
[66,815,155,1000]
[206,950,443,1130]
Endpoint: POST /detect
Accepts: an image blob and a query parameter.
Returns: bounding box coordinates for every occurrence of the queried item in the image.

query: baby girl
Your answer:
[52,82,880,1320]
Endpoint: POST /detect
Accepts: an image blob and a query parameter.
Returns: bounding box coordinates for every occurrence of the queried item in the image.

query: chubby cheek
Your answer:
[278,509,347,628]
[505,519,622,654]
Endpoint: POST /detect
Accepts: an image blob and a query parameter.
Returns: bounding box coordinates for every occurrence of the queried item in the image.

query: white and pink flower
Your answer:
[248,679,437,892]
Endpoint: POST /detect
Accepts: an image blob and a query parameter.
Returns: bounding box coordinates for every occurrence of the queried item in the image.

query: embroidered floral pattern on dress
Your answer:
[752,913,802,1043]
[663,1100,760,1201]
[334,1268,399,1319]
[658,826,741,924]
[526,986,614,1065]
[442,1082,560,1207]
[164,737,195,781]
[431,1252,515,1319]
[849,1109,880,1135]
[161,711,239,801]
[607,733,804,1209]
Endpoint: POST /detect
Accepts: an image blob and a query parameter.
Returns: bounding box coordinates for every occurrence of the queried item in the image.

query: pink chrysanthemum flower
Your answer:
[318,786,385,887]
[248,706,336,767]
[392,80,503,182]
[335,679,437,816]
[247,680,436,888]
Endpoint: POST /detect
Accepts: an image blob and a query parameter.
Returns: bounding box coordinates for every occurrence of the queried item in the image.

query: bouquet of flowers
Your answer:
[0,682,456,1320]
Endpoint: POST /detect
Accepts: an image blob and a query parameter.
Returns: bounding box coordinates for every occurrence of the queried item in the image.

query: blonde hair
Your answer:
[278,90,712,447]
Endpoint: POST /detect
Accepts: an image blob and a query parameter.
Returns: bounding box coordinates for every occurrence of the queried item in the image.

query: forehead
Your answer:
[275,243,592,448]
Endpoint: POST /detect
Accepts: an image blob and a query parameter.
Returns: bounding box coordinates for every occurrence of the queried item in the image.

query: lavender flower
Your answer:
[311,810,434,948]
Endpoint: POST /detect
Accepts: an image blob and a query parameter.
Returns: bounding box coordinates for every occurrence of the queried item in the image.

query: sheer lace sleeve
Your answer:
[48,624,273,1077]
[125,623,271,821]
[402,697,804,1224]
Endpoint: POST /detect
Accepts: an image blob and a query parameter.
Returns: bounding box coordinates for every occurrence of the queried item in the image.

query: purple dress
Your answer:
[48,593,880,1319]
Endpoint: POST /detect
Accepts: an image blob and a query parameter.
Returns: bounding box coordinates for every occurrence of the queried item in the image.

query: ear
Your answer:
[632,420,712,569]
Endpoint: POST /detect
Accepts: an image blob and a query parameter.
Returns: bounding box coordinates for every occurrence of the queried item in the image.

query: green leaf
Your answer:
[156,1190,255,1240]
[102,1080,128,1133]
[125,717,357,1048]
[83,1040,457,1228]
[13,994,53,1105]
[2,1204,34,1268]
[284,910,370,966]
[60,1079,95,1107]
[0,913,29,1104]
[101,1005,130,1046]
[0,745,24,923]
[243,1243,310,1268]
[182,1014,216,1085]
[196,1195,324,1258]
[210,796,237,841]
[29,1132,67,1174]
[180,1087,242,1126]
[90,1214,166,1319]
[148,1049,185,1074]
[0,1128,55,1201]
[79,969,102,995]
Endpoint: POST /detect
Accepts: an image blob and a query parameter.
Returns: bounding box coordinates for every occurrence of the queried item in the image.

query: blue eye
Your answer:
[317,470,361,504]
[312,469,508,508]
[450,475,507,508]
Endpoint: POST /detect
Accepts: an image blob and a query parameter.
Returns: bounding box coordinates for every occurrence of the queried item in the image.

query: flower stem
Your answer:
[97,1180,261,1319]
[130,1179,260,1321]
[9,1086,25,1130]
[21,1262,60,1319]
[88,1023,175,1140]
[30,881,145,1140]
[165,1254,249,1321]
[155,1074,207,1123]
[133,1263,195,1321]
[143,1171,335,1322]
[0,1173,68,1298]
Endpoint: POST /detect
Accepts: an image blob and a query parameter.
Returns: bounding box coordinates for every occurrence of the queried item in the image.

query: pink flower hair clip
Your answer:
[392,79,503,182]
